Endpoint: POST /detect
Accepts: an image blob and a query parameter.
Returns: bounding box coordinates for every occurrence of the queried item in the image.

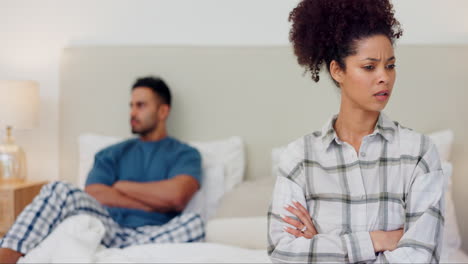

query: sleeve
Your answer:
[374,138,445,263]
[268,176,376,263]
[168,146,202,185]
[267,142,376,263]
[85,149,119,187]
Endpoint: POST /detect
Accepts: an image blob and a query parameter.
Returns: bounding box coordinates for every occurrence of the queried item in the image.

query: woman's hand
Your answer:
[281,200,318,239]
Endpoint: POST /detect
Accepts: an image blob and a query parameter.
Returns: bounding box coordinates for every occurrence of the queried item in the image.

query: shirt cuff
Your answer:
[343,232,376,263]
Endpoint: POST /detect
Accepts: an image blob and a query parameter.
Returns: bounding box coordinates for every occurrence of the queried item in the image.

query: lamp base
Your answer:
[0,127,26,181]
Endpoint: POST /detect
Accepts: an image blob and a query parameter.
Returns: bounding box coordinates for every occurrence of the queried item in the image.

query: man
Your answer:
[0,77,203,263]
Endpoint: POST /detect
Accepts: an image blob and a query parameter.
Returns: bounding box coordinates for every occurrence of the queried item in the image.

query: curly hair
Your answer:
[289,0,403,84]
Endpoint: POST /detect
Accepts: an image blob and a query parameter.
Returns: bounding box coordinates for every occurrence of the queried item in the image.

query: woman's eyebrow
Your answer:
[361,56,396,62]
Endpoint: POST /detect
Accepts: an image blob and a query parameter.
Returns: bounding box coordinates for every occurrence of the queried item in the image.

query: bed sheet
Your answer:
[17,214,270,263]
[83,243,468,263]
[95,242,270,263]
[17,214,467,263]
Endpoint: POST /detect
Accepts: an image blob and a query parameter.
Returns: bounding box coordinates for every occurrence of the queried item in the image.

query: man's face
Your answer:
[130,87,161,136]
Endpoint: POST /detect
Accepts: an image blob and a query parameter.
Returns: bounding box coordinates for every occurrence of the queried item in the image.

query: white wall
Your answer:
[0,0,468,182]
[0,0,467,255]
[0,0,466,181]
[0,0,297,182]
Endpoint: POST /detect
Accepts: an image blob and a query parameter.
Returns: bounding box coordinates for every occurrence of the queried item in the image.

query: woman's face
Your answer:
[334,35,396,113]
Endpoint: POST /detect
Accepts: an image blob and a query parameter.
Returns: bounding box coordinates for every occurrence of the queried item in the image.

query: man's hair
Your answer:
[132,76,172,106]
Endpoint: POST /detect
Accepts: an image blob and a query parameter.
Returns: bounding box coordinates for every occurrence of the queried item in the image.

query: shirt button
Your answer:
[360,152,366,157]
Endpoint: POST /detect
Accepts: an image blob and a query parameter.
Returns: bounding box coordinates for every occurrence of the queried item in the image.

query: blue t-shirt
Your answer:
[85,137,202,228]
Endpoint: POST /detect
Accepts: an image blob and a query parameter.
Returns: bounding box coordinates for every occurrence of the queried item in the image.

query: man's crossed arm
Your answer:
[85,175,199,213]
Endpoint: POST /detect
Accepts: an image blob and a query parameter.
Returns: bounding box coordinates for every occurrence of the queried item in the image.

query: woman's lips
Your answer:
[375,94,389,102]
[374,90,390,102]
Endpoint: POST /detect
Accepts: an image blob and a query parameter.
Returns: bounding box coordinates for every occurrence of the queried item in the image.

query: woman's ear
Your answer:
[329,60,344,84]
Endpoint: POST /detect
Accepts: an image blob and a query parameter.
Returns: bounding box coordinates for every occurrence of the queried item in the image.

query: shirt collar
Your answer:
[320,112,397,149]
[374,112,397,142]
[320,114,339,148]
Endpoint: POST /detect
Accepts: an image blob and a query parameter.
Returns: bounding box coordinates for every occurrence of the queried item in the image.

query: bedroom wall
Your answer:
[1,0,467,183]
[0,0,467,251]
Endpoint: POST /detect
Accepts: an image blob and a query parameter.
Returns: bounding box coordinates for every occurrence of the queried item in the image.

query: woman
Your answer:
[267,0,444,263]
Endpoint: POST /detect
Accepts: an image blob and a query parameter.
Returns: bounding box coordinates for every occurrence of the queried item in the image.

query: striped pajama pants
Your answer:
[0,181,204,254]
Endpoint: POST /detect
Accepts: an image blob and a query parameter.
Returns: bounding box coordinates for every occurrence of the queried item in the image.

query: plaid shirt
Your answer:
[268,113,445,263]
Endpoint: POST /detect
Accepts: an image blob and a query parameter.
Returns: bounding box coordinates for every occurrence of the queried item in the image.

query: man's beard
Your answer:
[131,121,158,137]
[132,128,151,136]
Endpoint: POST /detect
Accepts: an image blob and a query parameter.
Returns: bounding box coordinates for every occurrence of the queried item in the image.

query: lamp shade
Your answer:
[0,80,39,130]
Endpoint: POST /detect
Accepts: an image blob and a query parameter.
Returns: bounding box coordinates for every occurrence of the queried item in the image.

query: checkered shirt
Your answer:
[268,113,445,263]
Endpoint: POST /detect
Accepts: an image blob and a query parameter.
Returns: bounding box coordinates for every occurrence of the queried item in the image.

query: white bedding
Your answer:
[92,243,270,263]
[18,214,270,263]
[18,215,468,263]
[107,241,468,263]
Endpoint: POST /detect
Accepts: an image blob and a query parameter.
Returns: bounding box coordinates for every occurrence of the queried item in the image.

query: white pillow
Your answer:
[271,146,286,178]
[441,162,462,256]
[427,129,454,162]
[183,164,224,222]
[78,133,122,189]
[189,136,245,192]
[205,217,267,250]
[215,177,275,219]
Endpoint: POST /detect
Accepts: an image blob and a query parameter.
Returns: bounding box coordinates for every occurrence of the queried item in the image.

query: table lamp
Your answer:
[0,80,39,182]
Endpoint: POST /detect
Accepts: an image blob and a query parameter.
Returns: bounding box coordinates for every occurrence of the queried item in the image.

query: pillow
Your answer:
[215,177,275,219]
[271,146,286,178]
[78,133,122,189]
[205,217,267,250]
[188,136,245,192]
[427,129,454,162]
[441,162,462,256]
[183,164,224,222]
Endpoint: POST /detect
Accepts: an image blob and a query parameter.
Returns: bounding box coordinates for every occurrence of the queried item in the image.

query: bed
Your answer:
[22,45,467,262]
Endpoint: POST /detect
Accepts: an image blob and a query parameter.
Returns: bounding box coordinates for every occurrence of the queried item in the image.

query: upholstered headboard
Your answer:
[59,45,468,247]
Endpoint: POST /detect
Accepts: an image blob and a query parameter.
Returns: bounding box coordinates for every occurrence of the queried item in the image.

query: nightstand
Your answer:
[0,180,48,237]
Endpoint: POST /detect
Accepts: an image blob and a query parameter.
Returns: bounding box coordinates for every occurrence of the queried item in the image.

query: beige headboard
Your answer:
[59,45,468,250]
